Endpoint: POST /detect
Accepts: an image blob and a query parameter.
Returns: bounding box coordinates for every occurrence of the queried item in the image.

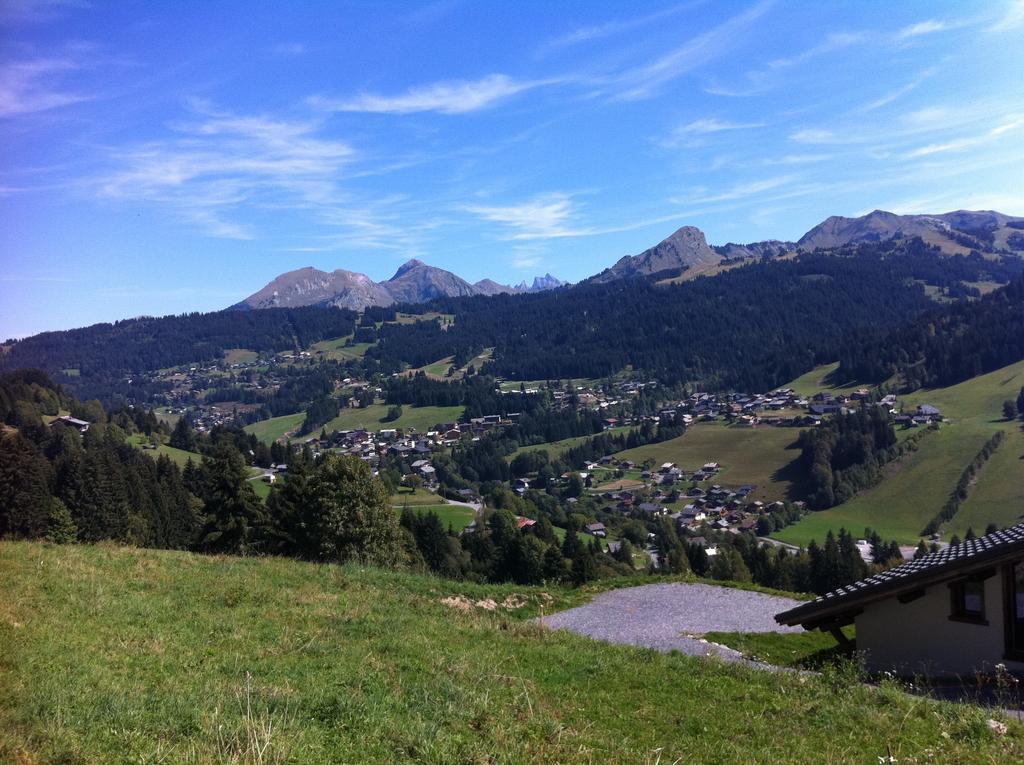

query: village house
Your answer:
[776,524,1024,677]
[51,415,90,433]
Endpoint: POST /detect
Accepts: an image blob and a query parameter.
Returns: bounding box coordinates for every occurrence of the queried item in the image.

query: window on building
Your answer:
[950,579,986,623]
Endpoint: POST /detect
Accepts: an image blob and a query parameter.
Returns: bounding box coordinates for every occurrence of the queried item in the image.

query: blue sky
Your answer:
[2,0,1023,339]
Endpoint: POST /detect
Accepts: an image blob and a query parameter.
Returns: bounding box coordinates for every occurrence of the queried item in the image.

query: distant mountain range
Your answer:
[233,209,1023,311]
[231,260,566,311]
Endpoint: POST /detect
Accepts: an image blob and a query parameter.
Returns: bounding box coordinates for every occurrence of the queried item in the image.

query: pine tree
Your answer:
[0,431,56,539]
[45,498,78,543]
[562,524,582,559]
[196,443,267,554]
[169,417,197,451]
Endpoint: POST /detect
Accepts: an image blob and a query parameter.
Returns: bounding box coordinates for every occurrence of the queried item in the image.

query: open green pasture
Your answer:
[1,542,1018,764]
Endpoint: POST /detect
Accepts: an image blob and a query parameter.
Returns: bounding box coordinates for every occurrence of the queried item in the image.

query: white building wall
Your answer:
[855,573,1024,677]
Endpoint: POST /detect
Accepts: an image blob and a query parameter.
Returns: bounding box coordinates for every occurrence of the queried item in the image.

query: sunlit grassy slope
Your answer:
[3,542,1019,764]
[614,423,806,502]
[776,359,1024,545]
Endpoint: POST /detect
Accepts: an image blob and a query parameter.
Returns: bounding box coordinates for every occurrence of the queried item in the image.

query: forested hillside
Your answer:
[836,272,1024,391]
[0,306,357,402]
[366,240,1023,390]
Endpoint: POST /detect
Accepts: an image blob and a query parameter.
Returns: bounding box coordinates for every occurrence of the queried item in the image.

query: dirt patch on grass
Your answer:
[441,594,530,613]
[594,479,644,491]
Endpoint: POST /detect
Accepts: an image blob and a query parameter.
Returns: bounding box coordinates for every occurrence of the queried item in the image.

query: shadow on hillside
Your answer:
[821,367,868,390]
[772,438,813,503]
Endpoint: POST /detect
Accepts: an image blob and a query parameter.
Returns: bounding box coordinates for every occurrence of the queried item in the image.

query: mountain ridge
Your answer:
[233,260,566,311]
[232,208,1024,311]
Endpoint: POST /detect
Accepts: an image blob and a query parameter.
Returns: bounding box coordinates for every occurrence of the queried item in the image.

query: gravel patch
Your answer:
[540,583,805,667]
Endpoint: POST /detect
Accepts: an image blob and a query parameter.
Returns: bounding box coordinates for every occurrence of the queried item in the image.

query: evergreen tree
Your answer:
[45,498,78,543]
[0,431,56,539]
[655,517,690,575]
[541,544,567,581]
[562,524,582,559]
[169,417,197,451]
[196,443,267,554]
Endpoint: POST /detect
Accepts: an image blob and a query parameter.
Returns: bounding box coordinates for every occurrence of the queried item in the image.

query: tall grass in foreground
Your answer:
[1,541,1021,764]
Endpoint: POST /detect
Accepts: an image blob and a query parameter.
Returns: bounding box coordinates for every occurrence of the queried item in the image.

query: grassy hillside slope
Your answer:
[3,542,1018,764]
[614,423,806,502]
[314,403,464,438]
[243,412,307,445]
[776,359,1024,546]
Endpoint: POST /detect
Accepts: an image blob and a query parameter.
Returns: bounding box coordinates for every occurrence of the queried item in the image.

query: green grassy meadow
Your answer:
[783,362,869,398]
[390,489,449,506]
[223,348,259,364]
[243,412,306,445]
[498,377,601,392]
[395,311,455,324]
[507,427,633,462]
[127,435,203,469]
[393,504,476,530]
[249,477,272,502]
[416,356,455,378]
[314,403,464,437]
[776,359,1024,546]
[2,542,1020,764]
[614,423,806,502]
[309,336,375,361]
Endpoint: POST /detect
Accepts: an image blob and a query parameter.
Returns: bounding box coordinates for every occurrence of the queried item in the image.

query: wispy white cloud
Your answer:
[670,174,797,205]
[706,30,864,98]
[309,74,546,115]
[904,114,1024,158]
[511,253,542,269]
[538,2,699,53]
[859,67,936,112]
[764,153,832,165]
[99,105,358,239]
[606,1,772,100]
[0,56,91,118]
[876,190,1024,217]
[0,0,86,24]
[464,193,587,240]
[896,19,948,39]
[788,128,839,144]
[658,117,764,148]
[990,0,1024,32]
[766,32,865,70]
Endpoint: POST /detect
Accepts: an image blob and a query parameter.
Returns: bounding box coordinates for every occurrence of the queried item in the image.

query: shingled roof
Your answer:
[776,522,1024,629]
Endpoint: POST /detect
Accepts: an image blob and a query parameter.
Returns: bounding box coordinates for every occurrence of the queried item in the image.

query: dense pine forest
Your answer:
[365,240,1023,390]
[836,272,1024,391]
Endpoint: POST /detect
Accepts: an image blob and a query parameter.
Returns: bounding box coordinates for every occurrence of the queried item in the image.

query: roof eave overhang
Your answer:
[775,546,1024,628]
